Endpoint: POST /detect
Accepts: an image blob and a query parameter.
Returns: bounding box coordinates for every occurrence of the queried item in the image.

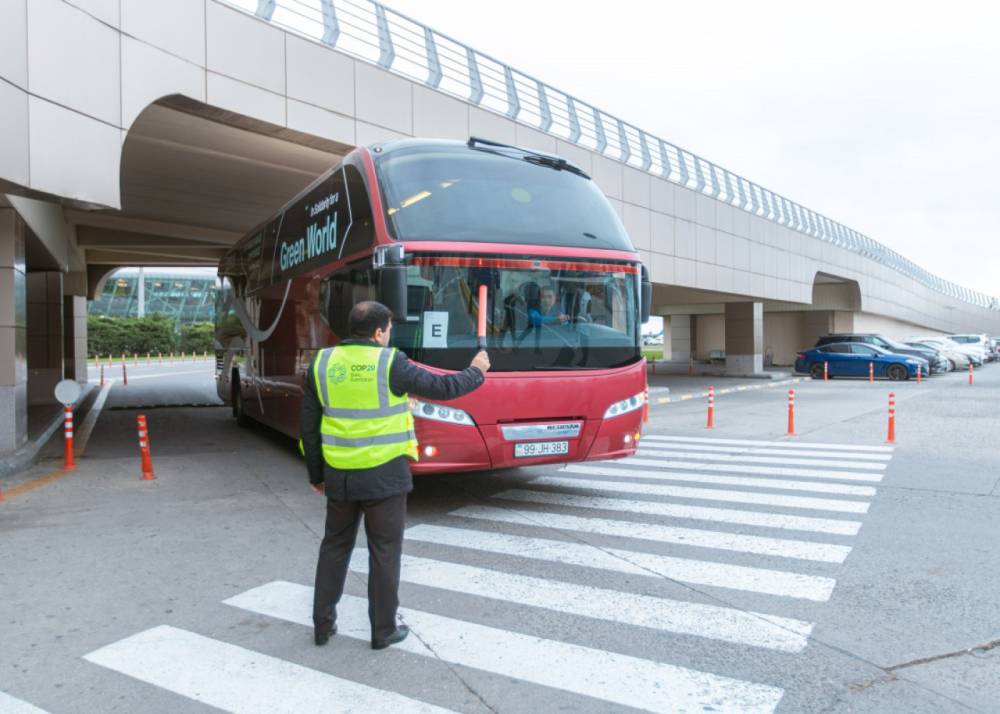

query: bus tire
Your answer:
[233,378,251,427]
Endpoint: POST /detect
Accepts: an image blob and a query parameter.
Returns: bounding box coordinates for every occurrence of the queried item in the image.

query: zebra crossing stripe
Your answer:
[0,692,50,714]
[83,625,454,713]
[637,447,887,471]
[495,489,862,535]
[621,457,883,483]
[448,504,853,563]
[351,551,814,652]
[405,524,836,601]
[642,435,894,453]
[530,475,871,514]
[225,582,785,714]
[634,442,893,461]
[562,463,878,497]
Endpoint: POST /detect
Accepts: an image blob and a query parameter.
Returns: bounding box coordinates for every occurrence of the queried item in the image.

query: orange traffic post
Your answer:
[134,353,139,368]
[146,351,151,364]
[823,361,828,383]
[158,352,162,364]
[969,363,974,385]
[99,364,104,387]
[136,415,155,480]
[916,364,922,385]
[63,405,75,471]
[643,386,649,423]
[706,386,715,429]
[786,389,796,436]
[122,362,128,386]
[887,392,896,444]
[688,358,694,377]
[868,362,874,383]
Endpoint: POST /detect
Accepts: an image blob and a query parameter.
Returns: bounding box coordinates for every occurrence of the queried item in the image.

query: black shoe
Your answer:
[371,625,409,650]
[315,624,337,646]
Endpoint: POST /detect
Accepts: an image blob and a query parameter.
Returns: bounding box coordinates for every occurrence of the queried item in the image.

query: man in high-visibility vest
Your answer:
[301,300,489,650]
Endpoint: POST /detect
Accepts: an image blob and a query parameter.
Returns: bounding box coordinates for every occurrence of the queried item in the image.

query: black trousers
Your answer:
[313,493,407,641]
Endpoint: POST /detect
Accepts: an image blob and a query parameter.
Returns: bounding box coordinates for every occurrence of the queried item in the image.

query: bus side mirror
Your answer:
[640,265,652,323]
[379,265,408,320]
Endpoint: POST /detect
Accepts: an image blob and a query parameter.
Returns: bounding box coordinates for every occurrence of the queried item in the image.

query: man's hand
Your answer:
[557,314,571,323]
[471,350,491,374]
[310,482,325,495]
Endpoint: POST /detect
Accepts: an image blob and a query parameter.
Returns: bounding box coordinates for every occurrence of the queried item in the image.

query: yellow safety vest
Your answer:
[311,344,418,469]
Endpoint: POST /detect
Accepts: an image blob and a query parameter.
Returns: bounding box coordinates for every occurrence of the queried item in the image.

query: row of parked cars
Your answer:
[794,333,998,381]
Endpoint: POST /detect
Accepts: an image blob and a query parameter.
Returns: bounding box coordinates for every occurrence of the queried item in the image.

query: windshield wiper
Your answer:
[467,136,591,179]
[522,154,589,178]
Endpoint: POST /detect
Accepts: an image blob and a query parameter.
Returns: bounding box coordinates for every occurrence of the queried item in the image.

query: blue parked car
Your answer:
[795,342,929,381]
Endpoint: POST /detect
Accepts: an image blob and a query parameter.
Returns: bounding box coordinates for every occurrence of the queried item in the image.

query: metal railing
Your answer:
[225,0,998,310]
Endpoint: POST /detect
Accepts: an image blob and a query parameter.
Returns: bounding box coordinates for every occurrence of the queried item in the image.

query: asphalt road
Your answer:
[1,361,998,713]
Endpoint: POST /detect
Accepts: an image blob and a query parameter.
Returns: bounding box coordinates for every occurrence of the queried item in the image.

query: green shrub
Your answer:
[178,322,215,354]
[87,314,177,357]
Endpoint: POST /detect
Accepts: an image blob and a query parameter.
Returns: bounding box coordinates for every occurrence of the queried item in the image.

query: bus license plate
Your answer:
[514,440,569,458]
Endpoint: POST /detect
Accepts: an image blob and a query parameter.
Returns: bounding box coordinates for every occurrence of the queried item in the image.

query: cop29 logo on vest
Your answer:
[331,364,347,384]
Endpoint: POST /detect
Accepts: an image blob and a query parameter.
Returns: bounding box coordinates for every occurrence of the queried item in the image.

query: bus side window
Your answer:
[319,264,376,338]
[341,165,376,260]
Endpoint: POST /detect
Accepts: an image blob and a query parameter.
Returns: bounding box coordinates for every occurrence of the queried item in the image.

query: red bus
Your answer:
[215,137,651,473]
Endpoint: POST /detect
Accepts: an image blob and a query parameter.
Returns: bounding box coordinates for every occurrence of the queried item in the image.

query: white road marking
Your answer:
[634,442,893,461]
[226,582,785,714]
[73,379,114,456]
[351,552,813,652]
[126,369,212,381]
[621,457,883,483]
[637,447,887,470]
[406,524,836,601]
[495,489,862,536]
[563,463,877,497]
[642,434,894,453]
[84,625,454,714]
[449,504,852,563]
[530,476,870,514]
[0,692,50,714]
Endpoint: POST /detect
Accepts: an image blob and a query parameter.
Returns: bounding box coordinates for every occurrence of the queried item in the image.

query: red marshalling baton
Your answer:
[887,392,896,444]
[786,389,796,436]
[476,284,488,350]
[706,386,715,429]
[137,414,155,481]
[63,405,75,471]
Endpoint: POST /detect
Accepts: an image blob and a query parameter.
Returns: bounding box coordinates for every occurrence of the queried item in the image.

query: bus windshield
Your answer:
[376,143,633,251]
[391,256,641,371]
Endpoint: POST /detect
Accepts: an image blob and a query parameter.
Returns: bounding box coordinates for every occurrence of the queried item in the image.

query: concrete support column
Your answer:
[669,314,693,362]
[803,310,855,348]
[64,294,88,382]
[26,271,64,406]
[0,209,28,453]
[725,302,763,375]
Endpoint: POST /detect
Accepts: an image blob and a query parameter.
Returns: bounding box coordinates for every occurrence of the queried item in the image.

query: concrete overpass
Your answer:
[2,0,999,457]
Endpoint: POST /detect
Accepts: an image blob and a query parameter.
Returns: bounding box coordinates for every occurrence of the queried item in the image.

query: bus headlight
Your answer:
[603,391,646,419]
[409,398,476,426]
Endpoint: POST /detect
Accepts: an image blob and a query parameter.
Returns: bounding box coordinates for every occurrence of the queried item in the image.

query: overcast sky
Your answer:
[386,0,1000,299]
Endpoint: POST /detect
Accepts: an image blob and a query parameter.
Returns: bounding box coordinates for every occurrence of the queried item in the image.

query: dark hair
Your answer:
[348,301,393,338]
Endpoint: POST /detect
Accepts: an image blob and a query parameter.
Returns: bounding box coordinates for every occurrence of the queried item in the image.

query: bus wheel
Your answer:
[233,382,251,427]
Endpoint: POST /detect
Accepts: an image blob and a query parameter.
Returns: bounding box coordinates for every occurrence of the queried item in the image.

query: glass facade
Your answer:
[88,268,219,324]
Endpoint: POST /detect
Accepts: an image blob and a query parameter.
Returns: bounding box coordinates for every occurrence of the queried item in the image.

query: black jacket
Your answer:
[300,339,485,501]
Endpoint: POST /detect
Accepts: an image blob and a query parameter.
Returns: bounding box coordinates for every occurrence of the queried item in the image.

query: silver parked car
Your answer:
[907,341,968,371]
